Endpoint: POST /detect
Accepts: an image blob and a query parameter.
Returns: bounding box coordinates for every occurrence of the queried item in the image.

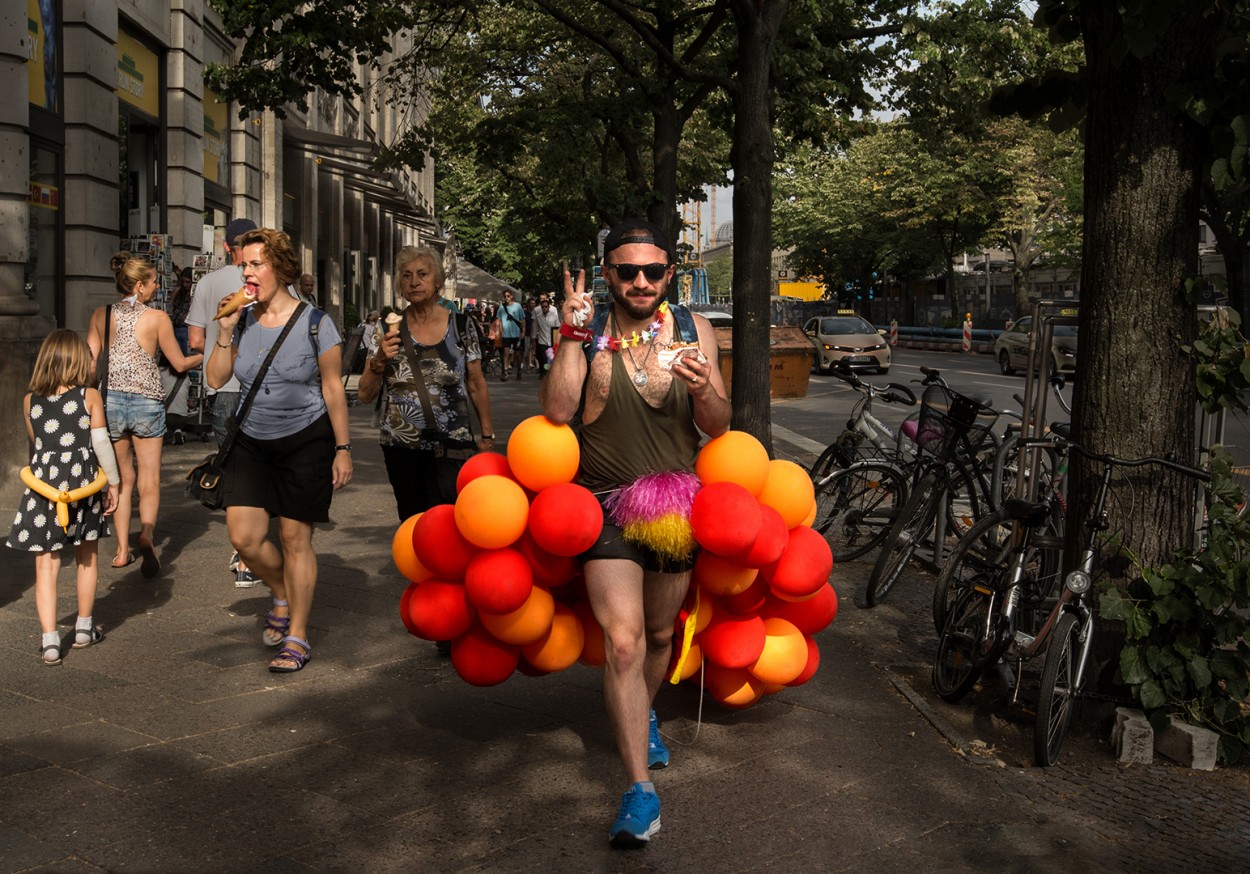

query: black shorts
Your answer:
[580,494,697,574]
[224,414,335,523]
[501,336,522,350]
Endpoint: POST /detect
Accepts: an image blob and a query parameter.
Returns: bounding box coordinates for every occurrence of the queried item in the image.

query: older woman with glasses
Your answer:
[206,228,352,673]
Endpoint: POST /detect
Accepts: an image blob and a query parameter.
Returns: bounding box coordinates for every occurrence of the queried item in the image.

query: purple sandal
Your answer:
[262,599,289,647]
[268,636,311,673]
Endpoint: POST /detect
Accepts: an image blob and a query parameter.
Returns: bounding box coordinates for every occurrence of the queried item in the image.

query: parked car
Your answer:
[994,316,1078,376]
[803,313,890,374]
[699,311,734,328]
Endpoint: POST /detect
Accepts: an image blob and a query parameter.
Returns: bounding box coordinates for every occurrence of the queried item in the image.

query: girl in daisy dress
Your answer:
[7,330,120,665]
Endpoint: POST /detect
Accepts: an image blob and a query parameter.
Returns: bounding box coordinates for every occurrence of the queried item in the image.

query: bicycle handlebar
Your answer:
[1016,436,1211,481]
[830,366,916,405]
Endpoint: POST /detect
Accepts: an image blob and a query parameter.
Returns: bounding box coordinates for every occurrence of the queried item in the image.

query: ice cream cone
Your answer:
[213,287,255,320]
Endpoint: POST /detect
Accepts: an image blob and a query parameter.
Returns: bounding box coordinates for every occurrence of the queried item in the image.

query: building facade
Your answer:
[1,0,437,479]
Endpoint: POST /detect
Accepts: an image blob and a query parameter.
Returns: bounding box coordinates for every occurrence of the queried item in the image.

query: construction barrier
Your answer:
[962,315,972,353]
[889,319,898,347]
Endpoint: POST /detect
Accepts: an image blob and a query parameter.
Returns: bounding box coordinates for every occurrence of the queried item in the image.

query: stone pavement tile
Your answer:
[70,683,292,742]
[142,661,307,705]
[0,823,64,874]
[0,743,49,779]
[171,629,277,669]
[81,789,375,872]
[5,719,158,767]
[0,652,133,701]
[65,741,223,791]
[0,698,92,741]
[168,705,349,767]
[0,767,148,853]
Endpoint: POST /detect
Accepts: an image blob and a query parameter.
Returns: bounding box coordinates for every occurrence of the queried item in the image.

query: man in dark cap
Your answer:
[541,219,730,849]
[186,217,261,585]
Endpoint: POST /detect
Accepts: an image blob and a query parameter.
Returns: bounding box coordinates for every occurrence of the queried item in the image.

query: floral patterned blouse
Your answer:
[378,313,481,450]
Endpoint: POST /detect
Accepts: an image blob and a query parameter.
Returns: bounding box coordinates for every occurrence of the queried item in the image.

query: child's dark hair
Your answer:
[30,329,94,397]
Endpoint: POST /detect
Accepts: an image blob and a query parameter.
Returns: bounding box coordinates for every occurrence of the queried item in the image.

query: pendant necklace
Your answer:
[615,310,656,386]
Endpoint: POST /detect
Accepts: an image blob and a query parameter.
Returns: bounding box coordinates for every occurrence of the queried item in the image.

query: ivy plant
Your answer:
[1101,448,1250,764]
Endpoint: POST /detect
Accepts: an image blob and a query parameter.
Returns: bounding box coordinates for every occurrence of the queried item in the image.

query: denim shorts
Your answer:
[106,390,166,440]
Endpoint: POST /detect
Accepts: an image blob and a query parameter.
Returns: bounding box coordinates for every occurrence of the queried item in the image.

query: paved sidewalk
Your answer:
[0,373,1245,872]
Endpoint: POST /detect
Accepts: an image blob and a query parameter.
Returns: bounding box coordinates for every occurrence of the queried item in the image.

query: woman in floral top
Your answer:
[357,246,495,521]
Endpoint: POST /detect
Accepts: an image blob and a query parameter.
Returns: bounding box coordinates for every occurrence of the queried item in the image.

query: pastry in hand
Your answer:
[213,287,256,320]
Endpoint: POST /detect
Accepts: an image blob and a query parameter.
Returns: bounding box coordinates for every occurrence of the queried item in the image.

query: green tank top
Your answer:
[578,351,701,493]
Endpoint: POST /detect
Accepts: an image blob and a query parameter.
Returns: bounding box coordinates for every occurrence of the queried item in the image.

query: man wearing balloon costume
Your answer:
[541,220,731,848]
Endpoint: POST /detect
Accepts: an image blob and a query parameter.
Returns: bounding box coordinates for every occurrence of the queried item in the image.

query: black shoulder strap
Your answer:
[97,305,113,400]
[219,302,307,459]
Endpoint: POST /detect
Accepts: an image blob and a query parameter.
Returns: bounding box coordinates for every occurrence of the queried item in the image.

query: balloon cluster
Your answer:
[392,417,837,707]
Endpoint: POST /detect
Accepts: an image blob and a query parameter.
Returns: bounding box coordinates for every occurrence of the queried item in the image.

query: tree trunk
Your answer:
[1070,4,1219,572]
[650,101,683,263]
[728,0,788,453]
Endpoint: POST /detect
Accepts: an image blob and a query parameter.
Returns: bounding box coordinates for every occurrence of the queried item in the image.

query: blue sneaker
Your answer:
[609,785,661,848]
[648,709,669,769]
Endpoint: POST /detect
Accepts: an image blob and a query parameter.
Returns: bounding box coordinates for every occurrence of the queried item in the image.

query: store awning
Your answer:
[451,259,520,302]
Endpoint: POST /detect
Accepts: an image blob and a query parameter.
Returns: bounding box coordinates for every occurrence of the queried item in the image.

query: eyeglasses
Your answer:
[242,260,271,271]
[607,262,670,282]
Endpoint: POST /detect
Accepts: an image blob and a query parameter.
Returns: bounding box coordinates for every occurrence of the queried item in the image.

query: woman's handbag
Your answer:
[185,303,308,510]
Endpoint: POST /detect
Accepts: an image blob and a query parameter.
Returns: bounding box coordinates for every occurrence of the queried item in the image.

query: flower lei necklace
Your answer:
[560,302,670,352]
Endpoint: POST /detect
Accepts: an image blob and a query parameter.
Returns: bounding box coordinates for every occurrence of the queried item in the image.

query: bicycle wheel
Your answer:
[1034,611,1083,766]
[931,508,1014,633]
[932,584,997,702]
[809,430,861,481]
[812,462,907,562]
[865,470,940,606]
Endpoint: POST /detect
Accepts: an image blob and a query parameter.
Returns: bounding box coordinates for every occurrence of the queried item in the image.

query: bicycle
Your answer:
[808,368,919,479]
[931,435,1210,767]
[862,382,1000,606]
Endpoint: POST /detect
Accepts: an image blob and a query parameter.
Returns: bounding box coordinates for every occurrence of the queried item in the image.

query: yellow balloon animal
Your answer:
[20,466,108,532]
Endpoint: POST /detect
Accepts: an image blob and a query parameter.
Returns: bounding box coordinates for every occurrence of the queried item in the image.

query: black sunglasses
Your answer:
[607,262,670,282]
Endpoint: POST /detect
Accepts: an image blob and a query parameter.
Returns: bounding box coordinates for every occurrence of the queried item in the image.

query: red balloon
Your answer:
[412,504,476,579]
[573,599,605,667]
[456,451,515,493]
[406,579,474,642]
[763,526,834,601]
[529,483,604,557]
[740,504,789,568]
[764,582,838,634]
[788,636,821,686]
[399,582,420,635]
[464,548,534,614]
[699,614,766,669]
[514,532,581,588]
[693,550,758,596]
[720,576,768,615]
[450,623,519,686]
[690,481,761,558]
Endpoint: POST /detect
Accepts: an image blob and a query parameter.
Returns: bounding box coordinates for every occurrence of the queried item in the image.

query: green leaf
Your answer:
[1139,680,1166,710]
[1187,655,1212,688]
[1121,647,1149,685]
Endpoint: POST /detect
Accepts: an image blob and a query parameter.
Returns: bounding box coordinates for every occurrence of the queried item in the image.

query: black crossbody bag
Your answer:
[186,303,308,510]
[398,315,479,460]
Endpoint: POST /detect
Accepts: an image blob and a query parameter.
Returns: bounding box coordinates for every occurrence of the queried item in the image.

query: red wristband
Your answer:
[559,323,593,343]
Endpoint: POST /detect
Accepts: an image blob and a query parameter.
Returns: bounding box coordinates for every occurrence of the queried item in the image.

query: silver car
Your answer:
[994,316,1078,376]
[803,313,891,374]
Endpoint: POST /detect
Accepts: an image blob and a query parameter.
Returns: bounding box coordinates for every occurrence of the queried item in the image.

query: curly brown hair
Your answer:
[236,228,302,287]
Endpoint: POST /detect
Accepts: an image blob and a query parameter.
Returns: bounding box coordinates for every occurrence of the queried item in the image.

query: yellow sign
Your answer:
[777,281,825,302]
[116,30,160,118]
[203,87,228,184]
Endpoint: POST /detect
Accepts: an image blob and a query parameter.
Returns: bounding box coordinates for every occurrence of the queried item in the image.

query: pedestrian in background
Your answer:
[88,252,202,578]
[532,294,561,376]
[298,273,317,307]
[170,267,194,356]
[8,330,120,665]
[357,245,495,521]
[206,228,352,674]
[498,289,526,381]
[186,217,260,586]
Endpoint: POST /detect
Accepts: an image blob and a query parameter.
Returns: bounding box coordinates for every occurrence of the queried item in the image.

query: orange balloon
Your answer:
[391,513,430,582]
[677,640,703,682]
[479,585,555,645]
[703,663,765,708]
[455,474,530,549]
[522,603,585,672]
[749,618,808,685]
[692,588,715,634]
[693,550,759,596]
[801,500,817,528]
[757,459,817,529]
[696,430,771,495]
[506,415,580,492]
[574,599,606,667]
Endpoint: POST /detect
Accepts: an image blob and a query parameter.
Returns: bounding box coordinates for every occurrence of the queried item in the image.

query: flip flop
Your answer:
[111,553,137,569]
[138,540,160,579]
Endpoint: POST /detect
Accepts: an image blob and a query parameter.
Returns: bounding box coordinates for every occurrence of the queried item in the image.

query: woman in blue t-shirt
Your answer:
[206,228,352,674]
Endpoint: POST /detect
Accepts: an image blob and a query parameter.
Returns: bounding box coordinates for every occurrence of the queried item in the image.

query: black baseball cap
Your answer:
[224,218,257,247]
[603,219,675,263]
